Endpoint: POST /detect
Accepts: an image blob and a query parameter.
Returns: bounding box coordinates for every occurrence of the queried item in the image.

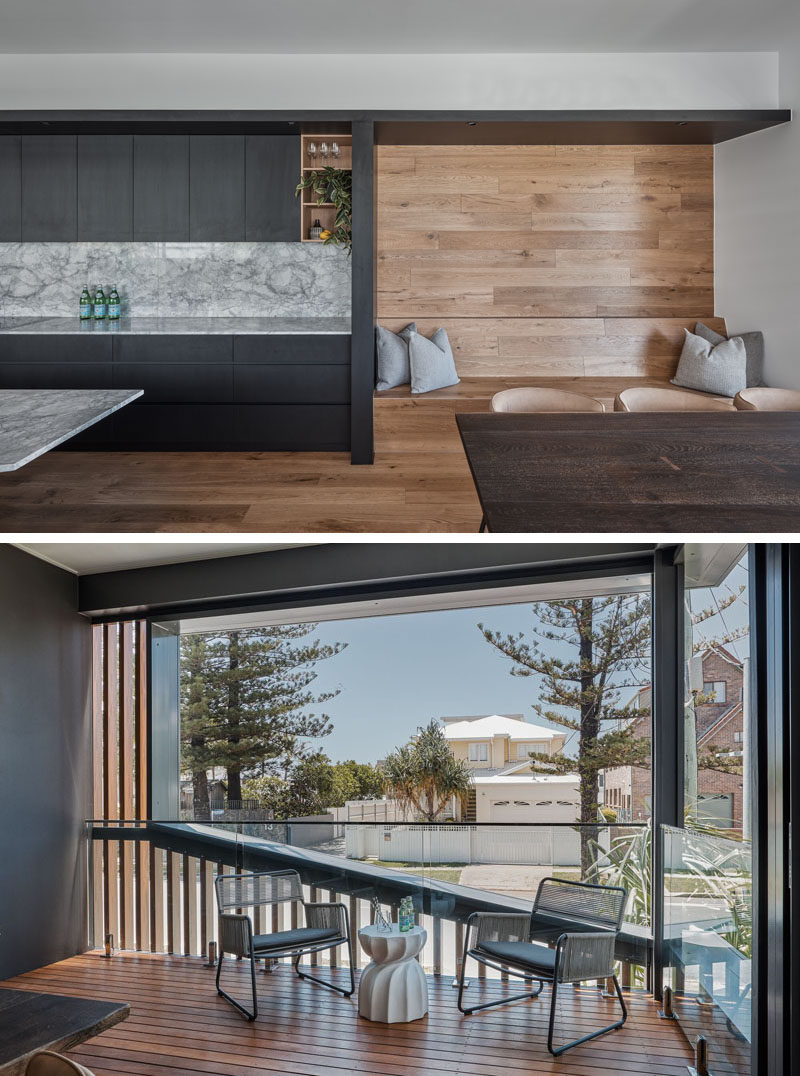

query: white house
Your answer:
[442,714,580,823]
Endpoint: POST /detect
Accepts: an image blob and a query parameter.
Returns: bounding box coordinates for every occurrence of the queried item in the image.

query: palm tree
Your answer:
[383,720,473,821]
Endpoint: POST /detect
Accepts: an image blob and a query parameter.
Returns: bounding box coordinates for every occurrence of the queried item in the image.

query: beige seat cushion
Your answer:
[615,386,735,413]
[491,387,605,413]
[27,1053,95,1076]
[734,387,800,411]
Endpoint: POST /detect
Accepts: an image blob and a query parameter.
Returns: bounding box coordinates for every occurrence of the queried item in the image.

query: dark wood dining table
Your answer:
[456,410,800,532]
[0,989,129,1076]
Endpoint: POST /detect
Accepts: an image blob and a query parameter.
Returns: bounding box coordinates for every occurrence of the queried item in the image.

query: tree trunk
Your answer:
[578,599,600,878]
[192,767,210,820]
[226,632,242,805]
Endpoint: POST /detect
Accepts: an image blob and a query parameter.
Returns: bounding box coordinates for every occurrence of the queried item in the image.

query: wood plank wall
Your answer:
[376,145,715,378]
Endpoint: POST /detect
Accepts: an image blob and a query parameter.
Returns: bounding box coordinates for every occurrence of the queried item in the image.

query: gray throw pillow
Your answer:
[671,328,747,397]
[695,322,765,387]
[408,328,460,394]
[375,322,416,391]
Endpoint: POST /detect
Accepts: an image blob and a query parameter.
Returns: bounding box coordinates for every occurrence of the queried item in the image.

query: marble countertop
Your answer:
[0,316,351,335]
[0,388,143,471]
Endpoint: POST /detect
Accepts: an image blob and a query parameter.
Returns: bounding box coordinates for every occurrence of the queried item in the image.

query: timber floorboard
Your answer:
[3,952,692,1076]
[0,450,482,533]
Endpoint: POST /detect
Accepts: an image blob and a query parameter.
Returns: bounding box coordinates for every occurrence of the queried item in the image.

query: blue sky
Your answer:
[298,597,649,764]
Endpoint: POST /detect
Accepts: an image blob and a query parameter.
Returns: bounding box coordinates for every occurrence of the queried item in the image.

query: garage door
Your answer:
[490,799,535,823]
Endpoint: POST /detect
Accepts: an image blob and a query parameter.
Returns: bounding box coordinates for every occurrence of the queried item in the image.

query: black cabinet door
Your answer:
[113,363,233,403]
[133,135,189,241]
[234,335,351,365]
[113,335,232,365]
[78,135,134,241]
[245,135,300,241]
[0,364,113,389]
[0,335,113,364]
[234,365,350,404]
[0,136,21,242]
[21,135,77,241]
[233,404,350,450]
[190,135,245,241]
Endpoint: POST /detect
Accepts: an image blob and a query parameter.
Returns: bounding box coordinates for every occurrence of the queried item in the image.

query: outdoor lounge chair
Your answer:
[456,877,628,1056]
[214,869,354,1020]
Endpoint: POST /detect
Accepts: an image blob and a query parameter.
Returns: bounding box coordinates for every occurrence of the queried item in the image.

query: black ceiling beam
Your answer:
[76,542,657,619]
[0,110,789,144]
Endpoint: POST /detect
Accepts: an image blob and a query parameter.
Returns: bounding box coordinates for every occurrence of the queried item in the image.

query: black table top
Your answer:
[0,988,129,1076]
[457,410,800,532]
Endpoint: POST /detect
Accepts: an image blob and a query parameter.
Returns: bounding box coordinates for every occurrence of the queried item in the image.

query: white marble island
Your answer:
[0,389,143,471]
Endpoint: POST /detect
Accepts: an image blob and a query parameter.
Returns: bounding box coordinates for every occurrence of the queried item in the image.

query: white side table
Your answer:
[357,924,429,1023]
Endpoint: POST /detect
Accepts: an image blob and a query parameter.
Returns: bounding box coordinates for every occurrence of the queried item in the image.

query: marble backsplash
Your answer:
[0,242,351,318]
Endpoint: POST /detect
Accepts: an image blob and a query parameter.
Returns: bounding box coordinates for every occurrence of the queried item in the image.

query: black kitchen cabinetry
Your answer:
[0,136,21,241]
[133,135,190,241]
[190,135,246,241]
[245,135,299,242]
[21,135,78,241]
[78,135,134,241]
[0,333,351,451]
[6,133,300,243]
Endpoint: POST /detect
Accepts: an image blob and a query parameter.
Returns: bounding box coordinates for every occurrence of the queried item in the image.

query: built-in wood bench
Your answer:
[374,317,729,453]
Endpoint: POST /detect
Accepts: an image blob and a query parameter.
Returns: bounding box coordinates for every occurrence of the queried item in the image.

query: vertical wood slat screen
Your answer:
[91,619,148,951]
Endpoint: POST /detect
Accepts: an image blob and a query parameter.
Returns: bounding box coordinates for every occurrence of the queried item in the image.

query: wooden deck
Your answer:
[3,951,693,1076]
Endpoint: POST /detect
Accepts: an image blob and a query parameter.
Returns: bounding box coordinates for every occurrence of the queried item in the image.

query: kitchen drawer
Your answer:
[113,403,234,447]
[233,364,349,404]
[234,335,350,365]
[113,362,233,403]
[0,334,113,364]
[113,335,233,364]
[0,363,112,389]
[232,404,350,450]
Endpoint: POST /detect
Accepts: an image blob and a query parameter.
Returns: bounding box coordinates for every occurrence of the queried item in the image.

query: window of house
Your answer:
[516,743,531,758]
[703,680,727,704]
[469,743,489,762]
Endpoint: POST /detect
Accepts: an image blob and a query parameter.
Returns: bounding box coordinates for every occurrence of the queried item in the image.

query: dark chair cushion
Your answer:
[252,927,340,953]
[477,940,557,974]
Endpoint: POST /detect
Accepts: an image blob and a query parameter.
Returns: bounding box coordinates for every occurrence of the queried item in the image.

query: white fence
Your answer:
[345,824,582,866]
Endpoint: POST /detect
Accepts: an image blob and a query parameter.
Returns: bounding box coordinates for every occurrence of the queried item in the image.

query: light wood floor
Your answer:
[0,377,668,533]
[4,951,693,1076]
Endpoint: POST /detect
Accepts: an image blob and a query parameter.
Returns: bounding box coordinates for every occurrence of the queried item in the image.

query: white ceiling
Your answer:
[15,541,312,575]
[0,0,791,54]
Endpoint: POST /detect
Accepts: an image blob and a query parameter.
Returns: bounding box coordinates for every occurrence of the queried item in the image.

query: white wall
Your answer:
[0,52,778,110]
[715,20,799,388]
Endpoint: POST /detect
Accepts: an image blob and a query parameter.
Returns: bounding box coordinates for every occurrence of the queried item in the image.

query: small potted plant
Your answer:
[296,167,352,253]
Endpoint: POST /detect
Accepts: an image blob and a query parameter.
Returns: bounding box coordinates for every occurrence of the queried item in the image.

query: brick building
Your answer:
[602,646,745,832]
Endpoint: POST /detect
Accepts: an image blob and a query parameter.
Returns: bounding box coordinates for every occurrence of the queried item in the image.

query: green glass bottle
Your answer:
[79,287,92,320]
[108,286,121,320]
[93,286,106,320]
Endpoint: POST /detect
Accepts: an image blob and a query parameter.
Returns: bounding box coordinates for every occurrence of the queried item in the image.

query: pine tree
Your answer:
[479,595,651,874]
[180,624,345,816]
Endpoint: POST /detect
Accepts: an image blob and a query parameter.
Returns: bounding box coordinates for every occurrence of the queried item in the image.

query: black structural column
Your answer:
[350,120,376,464]
[651,545,683,1000]
[750,544,791,1076]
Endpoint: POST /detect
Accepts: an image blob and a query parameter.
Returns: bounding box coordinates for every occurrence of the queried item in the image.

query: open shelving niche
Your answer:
[299,132,352,242]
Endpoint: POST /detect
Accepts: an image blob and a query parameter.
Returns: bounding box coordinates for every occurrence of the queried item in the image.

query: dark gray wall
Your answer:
[0,545,91,978]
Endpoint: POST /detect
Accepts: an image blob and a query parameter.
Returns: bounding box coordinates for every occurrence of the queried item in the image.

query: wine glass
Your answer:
[331,141,340,159]
[307,141,317,162]
[320,142,329,161]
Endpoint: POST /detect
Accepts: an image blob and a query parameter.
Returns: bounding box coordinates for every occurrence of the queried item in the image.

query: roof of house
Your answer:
[442,714,559,741]
[472,772,580,786]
